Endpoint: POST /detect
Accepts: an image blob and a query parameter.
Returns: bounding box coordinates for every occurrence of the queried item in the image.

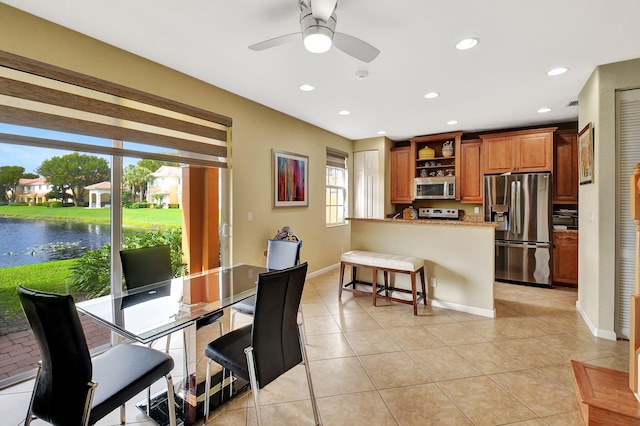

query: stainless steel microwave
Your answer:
[415,177,455,200]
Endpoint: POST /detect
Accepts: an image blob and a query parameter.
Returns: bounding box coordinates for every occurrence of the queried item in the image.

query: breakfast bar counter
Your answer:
[346,217,497,317]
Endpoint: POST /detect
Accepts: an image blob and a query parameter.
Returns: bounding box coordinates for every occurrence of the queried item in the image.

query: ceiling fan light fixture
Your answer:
[304,32,333,53]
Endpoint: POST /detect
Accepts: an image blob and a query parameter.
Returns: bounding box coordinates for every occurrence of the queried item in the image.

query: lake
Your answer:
[0,217,114,267]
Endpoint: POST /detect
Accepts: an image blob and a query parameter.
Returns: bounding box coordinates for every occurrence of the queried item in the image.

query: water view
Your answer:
[0,217,111,267]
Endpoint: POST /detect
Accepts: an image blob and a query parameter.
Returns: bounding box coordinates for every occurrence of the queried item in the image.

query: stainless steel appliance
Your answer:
[414,177,455,200]
[484,172,552,287]
[418,207,459,219]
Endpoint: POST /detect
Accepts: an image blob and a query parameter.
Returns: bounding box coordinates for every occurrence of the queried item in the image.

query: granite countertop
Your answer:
[346,216,497,228]
[553,228,579,234]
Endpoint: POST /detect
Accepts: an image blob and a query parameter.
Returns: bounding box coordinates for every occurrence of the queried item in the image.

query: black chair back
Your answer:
[17,285,93,425]
[120,244,172,289]
[251,262,308,388]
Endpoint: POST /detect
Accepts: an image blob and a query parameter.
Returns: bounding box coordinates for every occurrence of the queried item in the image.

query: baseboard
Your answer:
[430,299,496,318]
[576,300,618,341]
[308,263,339,279]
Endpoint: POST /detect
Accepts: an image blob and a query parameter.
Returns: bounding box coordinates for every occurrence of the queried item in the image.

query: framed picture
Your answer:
[273,149,308,207]
[578,122,594,185]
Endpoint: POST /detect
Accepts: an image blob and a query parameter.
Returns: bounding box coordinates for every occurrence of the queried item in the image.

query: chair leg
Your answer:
[231,310,236,330]
[204,359,212,424]
[24,362,42,426]
[298,322,321,425]
[120,404,126,424]
[165,333,172,353]
[165,374,177,426]
[297,308,308,347]
[244,346,263,426]
[338,262,345,298]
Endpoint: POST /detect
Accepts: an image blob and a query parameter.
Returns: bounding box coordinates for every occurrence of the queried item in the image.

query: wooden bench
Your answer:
[338,250,427,315]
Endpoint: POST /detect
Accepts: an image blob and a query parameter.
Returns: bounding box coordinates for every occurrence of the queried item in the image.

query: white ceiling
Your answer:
[4,0,640,141]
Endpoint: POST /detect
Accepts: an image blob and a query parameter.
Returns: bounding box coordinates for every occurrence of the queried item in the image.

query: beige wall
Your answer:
[578,58,640,338]
[349,220,495,316]
[0,4,352,273]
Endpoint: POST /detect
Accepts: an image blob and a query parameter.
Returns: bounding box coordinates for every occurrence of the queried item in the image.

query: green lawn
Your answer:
[0,259,76,333]
[0,205,182,227]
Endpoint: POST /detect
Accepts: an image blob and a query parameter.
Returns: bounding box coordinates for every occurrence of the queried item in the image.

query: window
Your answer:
[326,147,348,226]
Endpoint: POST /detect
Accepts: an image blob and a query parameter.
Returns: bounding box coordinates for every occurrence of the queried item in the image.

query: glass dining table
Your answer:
[76,263,266,426]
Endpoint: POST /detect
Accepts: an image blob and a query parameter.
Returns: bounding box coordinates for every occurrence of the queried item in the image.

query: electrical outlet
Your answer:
[431,277,437,287]
[474,206,480,214]
[340,247,344,253]
[247,211,253,222]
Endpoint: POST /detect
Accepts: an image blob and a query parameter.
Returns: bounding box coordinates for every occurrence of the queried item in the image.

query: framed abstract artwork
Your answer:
[273,150,308,207]
[578,122,594,185]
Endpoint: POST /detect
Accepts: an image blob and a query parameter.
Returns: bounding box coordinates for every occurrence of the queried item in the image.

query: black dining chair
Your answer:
[120,245,225,349]
[230,238,301,329]
[203,262,320,425]
[18,285,177,426]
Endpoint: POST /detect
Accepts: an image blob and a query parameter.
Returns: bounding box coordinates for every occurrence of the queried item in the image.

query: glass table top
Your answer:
[76,264,266,343]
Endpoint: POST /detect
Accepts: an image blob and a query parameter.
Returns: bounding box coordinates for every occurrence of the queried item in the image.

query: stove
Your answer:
[418,208,460,219]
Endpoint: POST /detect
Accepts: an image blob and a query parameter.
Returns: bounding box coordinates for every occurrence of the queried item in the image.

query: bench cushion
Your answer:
[340,250,423,272]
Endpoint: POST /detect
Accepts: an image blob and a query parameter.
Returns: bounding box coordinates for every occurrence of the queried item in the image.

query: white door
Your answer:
[354,150,379,218]
[616,88,640,338]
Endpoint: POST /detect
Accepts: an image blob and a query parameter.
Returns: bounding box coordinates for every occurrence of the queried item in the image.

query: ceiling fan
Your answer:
[249,0,380,63]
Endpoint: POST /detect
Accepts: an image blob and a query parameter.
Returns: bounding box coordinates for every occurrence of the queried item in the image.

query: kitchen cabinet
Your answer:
[481,127,557,174]
[553,231,578,286]
[553,129,578,204]
[390,146,413,203]
[459,138,483,204]
[410,131,463,199]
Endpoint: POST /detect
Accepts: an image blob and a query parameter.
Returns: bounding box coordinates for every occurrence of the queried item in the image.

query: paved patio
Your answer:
[0,314,111,381]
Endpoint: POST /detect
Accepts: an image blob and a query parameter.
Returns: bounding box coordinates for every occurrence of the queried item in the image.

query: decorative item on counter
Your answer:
[436,169,445,177]
[419,146,435,159]
[445,169,454,176]
[442,140,454,157]
[403,206,418,220]
[420,169,428,177]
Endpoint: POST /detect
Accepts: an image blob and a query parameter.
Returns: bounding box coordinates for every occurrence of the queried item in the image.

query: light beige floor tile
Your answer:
[424,322,487,346]
[206,407,248,425]
[301,289,324,304]
[542,410,585,425]
[491,369,579,417]
[380,382,472,425]
[0,391,31,426]
[342,329,402,355]
[308,357,375,398]
[438,375,537,426]
[246,398,318,426]
[248,364,311,406]
[305,332,355,361]
[333,312,381,332]
[385,326,445,351]
[493,337,569,368]
[317,391,397,426]
[303,314,341,336]
[300,302,331,317]
[582,355,629,372]
[453,342,529,374]
[407,347,482,381]
[536,364,580,391]
[358,351,430,389]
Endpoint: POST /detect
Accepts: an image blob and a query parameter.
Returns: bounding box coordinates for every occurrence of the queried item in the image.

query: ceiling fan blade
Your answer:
[249,33,301,51]
[310,0,338,22]
[333,32,380,63]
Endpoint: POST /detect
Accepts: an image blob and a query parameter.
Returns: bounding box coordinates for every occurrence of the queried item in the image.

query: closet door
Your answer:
[616,88,640,338]
[354,150,379,218]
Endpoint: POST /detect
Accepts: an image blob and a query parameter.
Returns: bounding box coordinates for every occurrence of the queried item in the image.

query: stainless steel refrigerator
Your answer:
[484,172,552,287]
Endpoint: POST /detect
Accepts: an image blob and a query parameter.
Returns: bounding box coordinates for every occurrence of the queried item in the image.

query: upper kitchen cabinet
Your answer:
[390,146,413,203]
[481,127,557,174]
[410,131,462,197]
[459,138,483,204]
[553,129,578,204]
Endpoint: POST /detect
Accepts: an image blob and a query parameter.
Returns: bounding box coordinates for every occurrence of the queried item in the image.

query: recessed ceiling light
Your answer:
[456,38,479,50]
[339,110,351,116]
[424,92,439,99]
[377,130,386,135]
[447,120,458,125]
[537,107,552,113]
[299,84,315,91]
[547,67,568,76]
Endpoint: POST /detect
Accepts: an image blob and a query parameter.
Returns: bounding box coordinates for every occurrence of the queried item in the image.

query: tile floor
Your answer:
[0,268,630,425]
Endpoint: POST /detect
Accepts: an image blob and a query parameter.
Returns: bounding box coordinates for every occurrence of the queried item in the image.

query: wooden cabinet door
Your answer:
[515,132,553,172]
[483,136,513,174]
[390,147,413,203]
[459,139,483,203]
[553,232,578,286]
[553,130,578,203]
